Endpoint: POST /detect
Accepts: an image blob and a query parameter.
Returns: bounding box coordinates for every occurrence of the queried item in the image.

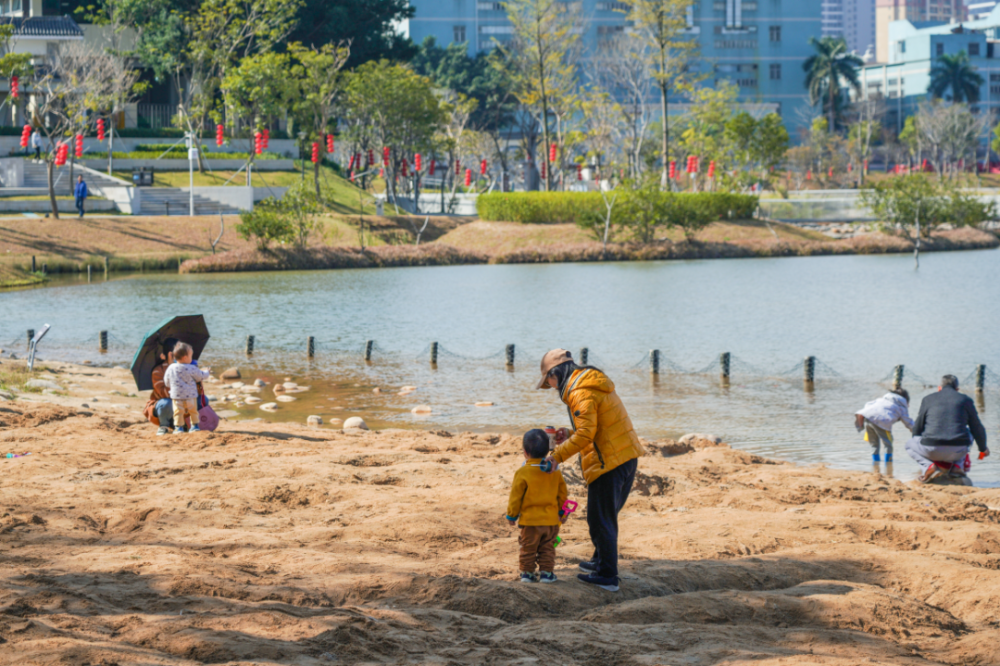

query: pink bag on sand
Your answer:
[199,404,220,432]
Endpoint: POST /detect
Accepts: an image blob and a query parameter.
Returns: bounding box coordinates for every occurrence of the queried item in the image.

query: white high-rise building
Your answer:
[968,1,998,19]
[824,0,876,60]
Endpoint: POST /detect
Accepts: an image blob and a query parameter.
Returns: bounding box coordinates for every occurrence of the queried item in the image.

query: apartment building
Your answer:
[409,0,824,138]
[876,0,967,63]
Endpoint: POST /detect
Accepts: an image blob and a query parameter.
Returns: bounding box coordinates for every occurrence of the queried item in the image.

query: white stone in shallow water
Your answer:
[240,385,261,394]
[220,368,241,380]
[475,402,494,407]
[231,381,245,388]
[254,379,266,387]
[244,397,262,405]
[307,415,323,426]
[411,405,432,414]
[343,416,368,430]
[276,395,297,403]
[328,418,343,426]
[283,382,298,389]
[217,410,239,419]
[260,402,278,412]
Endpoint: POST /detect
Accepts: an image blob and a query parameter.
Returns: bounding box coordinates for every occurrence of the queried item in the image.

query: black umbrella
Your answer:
[130,315,211,391]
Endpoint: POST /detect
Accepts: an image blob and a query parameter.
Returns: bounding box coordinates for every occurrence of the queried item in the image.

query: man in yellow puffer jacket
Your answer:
[538,349,644,592]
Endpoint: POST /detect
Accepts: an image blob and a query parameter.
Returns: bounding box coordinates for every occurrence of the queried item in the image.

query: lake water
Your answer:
[3,249,999,485]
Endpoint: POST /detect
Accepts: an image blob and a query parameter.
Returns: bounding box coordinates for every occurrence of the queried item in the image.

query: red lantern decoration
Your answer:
[254,131,262,155]
[383,146,390,167]
[96,118,105,142]
[401,160,409,177]
[215,124,224,147]
[540,161,546,179]
[430,159,436,175]
[262,129,269,151]
[55,143,68,166]
[864,159,868,172]
[348,154,356,170]
[669,161,676,179]
[379,167,384,178]
[326,134,334,154]
[480,158,487,175]
[549,142,557,163]
[847,163,853,173]
[20,124,30,148]
[828,167,833,178]
[311,142,319,163]
[10,75,18,99]
[806,169,812,181]
[367,148,374,165]
[349,170,355,182]
[464,168,472,187]
[577,163,583,181]
[415,153,422,172]
[707,160,716,179]
[455,159,461,176]
[75,134,83,159]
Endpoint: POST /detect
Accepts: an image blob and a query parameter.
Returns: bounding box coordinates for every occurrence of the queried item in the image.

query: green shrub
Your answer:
[477,191,758,224]
[235,202,294,250]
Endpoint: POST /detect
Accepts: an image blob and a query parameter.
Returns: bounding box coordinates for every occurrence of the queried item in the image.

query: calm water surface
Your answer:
[3,250,999,485]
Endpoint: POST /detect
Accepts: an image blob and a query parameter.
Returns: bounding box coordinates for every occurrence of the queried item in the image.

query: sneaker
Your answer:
[578,560,598,573]
[520,571,538,583]
[156,426,171,436]
[189,425,201,433]
[539,571,557,584]
[872,453,880,463]
[174,426,187,434]
[577,573,619,592]
[919,464,943,484]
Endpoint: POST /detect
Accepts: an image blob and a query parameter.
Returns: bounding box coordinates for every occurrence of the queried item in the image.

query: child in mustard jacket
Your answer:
[506,429,569,583]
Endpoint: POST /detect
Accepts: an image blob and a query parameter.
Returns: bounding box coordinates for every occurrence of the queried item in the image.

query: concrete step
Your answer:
[139,188,241,215]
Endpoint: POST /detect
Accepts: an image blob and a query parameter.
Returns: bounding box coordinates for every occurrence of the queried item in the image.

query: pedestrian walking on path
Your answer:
[74,175,88,218]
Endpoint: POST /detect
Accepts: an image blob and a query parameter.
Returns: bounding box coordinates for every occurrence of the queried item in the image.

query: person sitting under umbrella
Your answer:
[144,337,178,435]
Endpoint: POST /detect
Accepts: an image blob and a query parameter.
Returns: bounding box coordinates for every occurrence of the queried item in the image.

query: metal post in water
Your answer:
[26,329,34,348]
[976,364,986,393]
[364,340,374,362]
[650,349,660,374]
[720,352,731,379]
[87,265,92,282]
[505,344,515,367]
[892,365,904,390]
[430,341,439,365]
[99,330,108,353]
[104,256,109,276]
[31,255,35,272]
[307,336,315,358]
[579,347,589,365]
[245,335,255,356]
[804,356,816,391]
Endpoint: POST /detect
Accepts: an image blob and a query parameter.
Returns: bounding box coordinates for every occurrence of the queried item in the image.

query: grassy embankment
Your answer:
[180,217,1000,273]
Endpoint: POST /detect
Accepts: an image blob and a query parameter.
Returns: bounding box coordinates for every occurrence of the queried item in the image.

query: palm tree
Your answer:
[928,51,984,103]
[803,36,863,132]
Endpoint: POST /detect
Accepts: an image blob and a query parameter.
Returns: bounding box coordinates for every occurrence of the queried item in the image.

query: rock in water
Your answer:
[307,415,323,426]
[679,433,725,449]
[273,384,286,394]
[343,416,368,430]
[254,378,266,387]
[411,405,432,414]
[244,397,261,405]
[220,368,241,380]
[276,395,297,403]
[283,382,298,390]
[372,387,381,394]
[475,401,494,407]
[328,418,344,426]
[260,402,278,412]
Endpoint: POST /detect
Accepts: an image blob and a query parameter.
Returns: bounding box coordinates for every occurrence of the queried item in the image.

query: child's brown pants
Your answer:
[519,525,560,572]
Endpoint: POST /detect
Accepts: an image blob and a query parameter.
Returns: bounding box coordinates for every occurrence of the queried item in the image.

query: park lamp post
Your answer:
[186,132,197,216]
[298,130,307,183]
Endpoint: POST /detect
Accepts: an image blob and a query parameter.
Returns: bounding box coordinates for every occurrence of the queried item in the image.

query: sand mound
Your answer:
[1,404,999,665]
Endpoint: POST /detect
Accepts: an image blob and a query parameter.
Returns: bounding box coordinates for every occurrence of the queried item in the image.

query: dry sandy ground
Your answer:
[2,391,1000,665]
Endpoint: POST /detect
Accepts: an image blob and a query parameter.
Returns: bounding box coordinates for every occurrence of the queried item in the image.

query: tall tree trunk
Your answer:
[660,73,669,190]
[914,206,921,269]
[828,70,836,132]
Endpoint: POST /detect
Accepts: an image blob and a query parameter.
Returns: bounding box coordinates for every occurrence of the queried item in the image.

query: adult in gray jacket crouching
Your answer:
[906,374,990,483]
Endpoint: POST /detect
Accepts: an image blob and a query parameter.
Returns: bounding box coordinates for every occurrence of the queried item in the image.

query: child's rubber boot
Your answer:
[872,453,880,463]
[885,453,892,463]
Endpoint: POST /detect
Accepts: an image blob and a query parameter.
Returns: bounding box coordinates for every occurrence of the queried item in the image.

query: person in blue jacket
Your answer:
[74,175,88,218]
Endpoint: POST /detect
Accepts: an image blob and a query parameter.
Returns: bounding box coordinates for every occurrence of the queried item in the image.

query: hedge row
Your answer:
[477,191,759,224]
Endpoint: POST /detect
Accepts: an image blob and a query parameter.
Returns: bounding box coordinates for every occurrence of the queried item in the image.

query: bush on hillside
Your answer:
[477,191,758,225]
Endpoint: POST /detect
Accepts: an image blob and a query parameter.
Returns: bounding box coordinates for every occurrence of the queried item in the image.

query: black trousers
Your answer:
[587,457,637,579]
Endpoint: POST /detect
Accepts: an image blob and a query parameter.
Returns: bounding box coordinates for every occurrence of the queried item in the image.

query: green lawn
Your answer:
[112,164,378,214]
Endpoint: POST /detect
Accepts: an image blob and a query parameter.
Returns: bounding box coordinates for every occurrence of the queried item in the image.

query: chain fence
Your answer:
[3,326,998,393]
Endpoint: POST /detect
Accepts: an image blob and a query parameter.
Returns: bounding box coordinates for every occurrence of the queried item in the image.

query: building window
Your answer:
[454,25,466,43]
[597,25,625,36]
[769,26,781,42]
[595,1,630,9]
[770,63,781,80]
[476,2,505,9]
[714,39,756,48]
[969,42,980,56]
[936,42,944,56]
